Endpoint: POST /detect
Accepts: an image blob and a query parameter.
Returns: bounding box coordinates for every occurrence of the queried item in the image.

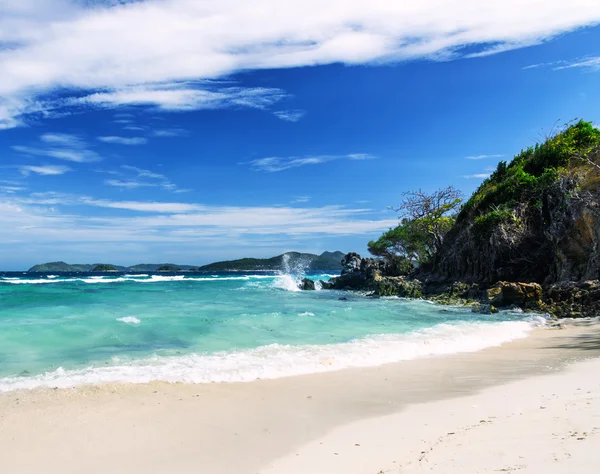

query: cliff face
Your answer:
[430,121,600,285]
[433,176,600,284]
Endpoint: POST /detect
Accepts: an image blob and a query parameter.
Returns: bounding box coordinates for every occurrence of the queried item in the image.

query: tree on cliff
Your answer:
[368,186,463,265]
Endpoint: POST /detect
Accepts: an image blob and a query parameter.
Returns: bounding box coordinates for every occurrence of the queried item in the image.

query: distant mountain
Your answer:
[27,252,344,273]
[197,251,344,272]
[28,261,127,272]
[127,263,197,272]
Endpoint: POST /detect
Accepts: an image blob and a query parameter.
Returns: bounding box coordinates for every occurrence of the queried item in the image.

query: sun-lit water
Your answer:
[0,271,546,392]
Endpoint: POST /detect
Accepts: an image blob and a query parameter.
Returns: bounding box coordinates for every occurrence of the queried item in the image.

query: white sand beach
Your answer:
[1,319,599,474]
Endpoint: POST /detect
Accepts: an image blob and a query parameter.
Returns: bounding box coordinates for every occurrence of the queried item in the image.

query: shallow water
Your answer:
[0,272,545,391]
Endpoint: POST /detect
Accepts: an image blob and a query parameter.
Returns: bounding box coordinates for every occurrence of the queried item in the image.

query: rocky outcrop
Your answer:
[309,252,600,317]
[432,177,600,286]
[543,280,600,318]
[298,278,316,291]
[486,282,543,309]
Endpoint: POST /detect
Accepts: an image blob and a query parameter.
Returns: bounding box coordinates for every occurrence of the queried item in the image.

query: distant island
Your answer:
[27,251,345,273]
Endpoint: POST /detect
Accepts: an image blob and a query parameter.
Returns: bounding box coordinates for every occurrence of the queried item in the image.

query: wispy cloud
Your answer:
[82,199,203,213]
[152,128,188,138]
[463,173,491,179]
[104,179,154,189]
[3,193,396,241]
[524,56,600,71]
[274,110,306,122]
[123,125,147,131]
[12,133,101,163]
[2,1,600,128]
[555,56,600,71]
[465,154,504,160]
[97,136,148,145]
[19,165,71,176]
[291,196,310,203]
[102,165,188,193]
[249,153,375,172]
[0,185,26,194]
[77,85,287,112]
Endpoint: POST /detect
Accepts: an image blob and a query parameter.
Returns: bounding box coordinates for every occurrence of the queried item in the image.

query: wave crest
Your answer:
[0,318,545,392]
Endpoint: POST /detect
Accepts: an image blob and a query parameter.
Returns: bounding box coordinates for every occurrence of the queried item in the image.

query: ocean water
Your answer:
[0,271,546,392]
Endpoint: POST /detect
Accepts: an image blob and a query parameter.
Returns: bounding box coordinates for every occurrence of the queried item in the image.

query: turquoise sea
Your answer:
[0,270,545,392]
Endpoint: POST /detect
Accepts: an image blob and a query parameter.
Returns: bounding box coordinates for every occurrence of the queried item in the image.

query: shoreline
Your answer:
[1,319,599,473]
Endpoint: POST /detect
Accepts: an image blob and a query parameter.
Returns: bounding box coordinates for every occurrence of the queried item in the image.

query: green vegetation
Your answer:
[91,264,118,272]
[28,261,92,272]
[156,265,181,272]
[368,186,463,266]
[460,120,600,222]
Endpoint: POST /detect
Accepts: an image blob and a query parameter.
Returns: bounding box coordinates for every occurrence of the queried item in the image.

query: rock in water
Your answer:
[298,278,316,291]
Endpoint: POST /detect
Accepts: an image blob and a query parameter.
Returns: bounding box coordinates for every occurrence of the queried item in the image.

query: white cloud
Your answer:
[123,125,147,131]
[292,196,310,203]
[19,165,71,176]
[274,110,306,122]
[12,133,101,162]
[104,179,154,189]
[1,0,599,128]
[0,185,26,193]
[465,154,504,160]
[554,56,600,71]
[77,84,287,112]
[524,55,600,71]
[97,136,148,145]
[152,128,188,137]
[463,173,491,179]
[249,153,376,172]
[0,194,398,256]
[102,165,187,192]
[82,199,203,213]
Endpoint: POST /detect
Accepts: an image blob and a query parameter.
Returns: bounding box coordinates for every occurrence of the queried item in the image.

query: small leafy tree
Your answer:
[394,186,463,261]
[368,219,429,263]
[369,186,463,267]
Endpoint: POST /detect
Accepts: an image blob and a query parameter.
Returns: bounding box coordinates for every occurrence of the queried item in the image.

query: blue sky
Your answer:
[1,1,600,270]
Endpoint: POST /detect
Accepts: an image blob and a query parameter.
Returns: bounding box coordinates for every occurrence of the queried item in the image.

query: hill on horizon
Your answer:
[26,251,345,273]
[197,251,345,272]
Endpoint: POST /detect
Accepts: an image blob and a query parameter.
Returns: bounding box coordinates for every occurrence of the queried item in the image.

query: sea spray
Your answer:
[272,253,312,291]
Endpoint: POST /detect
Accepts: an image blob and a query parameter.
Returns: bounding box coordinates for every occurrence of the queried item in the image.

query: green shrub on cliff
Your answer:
[460,120,600,221]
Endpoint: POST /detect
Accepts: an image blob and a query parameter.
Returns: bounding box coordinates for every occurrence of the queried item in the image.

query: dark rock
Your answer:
[298,278,316,291]
[338,297,348,301]
[487,282,543,308]
[471,303,499,314]
[340,252,362,275]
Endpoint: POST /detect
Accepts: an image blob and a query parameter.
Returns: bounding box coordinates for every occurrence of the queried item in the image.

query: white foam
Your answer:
[272,275,302,292]
[116,316,141,325]
[0,318,546,392]
[46,275,58,279]
[298,311,315,317]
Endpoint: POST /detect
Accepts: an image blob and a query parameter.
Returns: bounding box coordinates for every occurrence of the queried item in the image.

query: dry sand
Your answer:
[1,319,599,474]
